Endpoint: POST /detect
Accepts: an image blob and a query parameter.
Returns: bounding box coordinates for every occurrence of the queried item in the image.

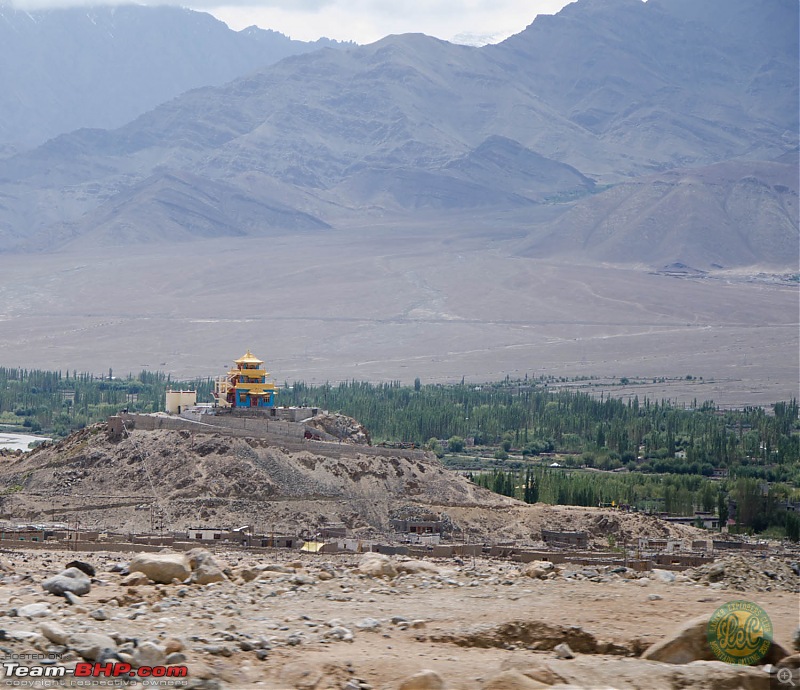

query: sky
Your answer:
[207,0,573,44]
[9,0,574,45]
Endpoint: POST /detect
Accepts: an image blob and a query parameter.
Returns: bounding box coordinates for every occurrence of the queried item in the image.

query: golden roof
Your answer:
[235,350,264,365]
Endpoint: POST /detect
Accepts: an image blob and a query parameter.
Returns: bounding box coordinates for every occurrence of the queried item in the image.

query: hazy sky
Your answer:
[10,0,574,44]
[208,0,572,44]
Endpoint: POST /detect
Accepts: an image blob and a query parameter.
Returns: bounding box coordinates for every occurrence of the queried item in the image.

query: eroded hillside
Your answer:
[0,423,707,547]
[0,424,514,534]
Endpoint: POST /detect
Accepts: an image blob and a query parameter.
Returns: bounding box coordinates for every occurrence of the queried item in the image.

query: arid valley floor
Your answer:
[1,229,797,408]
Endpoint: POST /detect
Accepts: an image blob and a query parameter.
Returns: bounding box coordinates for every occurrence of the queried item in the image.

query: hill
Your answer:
[0,423,516,535]
[0,422,710,546]
[518,157,799,270]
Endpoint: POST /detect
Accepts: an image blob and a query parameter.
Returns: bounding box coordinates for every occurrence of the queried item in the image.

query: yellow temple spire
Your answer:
[213,350,278,409]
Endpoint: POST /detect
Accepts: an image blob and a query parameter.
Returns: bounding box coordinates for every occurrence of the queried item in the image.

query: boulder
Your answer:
[192,560,227,585]
[133,641,166,668]
[185,548,230,584]
[398,669,445,690]
[185,548,218,570]
[642,616,722,664]
[68,632,118,662]
[358,553,398,579]
[65,560,95,577]
[42,567,91,596]
[652,569,676,583]
[642,615,790,665]
[238,566,261,582]
[128,553,190,584]
[523,561,554,579]
[482,670,548,689]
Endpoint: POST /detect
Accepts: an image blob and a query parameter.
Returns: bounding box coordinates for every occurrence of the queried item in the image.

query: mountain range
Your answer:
[0,0,797,270]
[0,3,345,149]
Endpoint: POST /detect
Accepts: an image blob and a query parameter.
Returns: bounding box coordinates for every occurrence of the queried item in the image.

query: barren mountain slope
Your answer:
[520,158,799,269]
[0,4,343,148]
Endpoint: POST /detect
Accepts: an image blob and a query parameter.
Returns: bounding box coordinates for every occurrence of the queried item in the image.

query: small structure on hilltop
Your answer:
[165,390,197,414]
[213,350,279,410]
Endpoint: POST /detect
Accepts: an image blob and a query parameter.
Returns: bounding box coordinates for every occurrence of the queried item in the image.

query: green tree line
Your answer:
[0,367,213,438]
[281,379,798,481]
[470,467,799,541]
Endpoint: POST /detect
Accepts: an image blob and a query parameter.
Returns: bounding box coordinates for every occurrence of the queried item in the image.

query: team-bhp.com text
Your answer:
[3,662,188,679]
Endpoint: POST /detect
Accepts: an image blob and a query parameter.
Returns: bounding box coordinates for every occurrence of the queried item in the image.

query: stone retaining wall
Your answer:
[109,414,430,463]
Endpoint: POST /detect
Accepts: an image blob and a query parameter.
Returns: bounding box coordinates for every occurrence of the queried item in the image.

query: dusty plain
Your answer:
[1,227,797,408]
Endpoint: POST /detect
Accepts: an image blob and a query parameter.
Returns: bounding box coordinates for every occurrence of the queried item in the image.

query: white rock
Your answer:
[554,643,575,659]
[396,560,441,575]
[652,569,676,583]
[133,641,167,668]
[192,560,227,585]
[68,632,118,662]
[128,553,190,584]
[325,626,354,642]
[121,571,151,586]
[40,622,69,645]
[18,602,50,618]
[398,669,445,690]
[358,553,397,579]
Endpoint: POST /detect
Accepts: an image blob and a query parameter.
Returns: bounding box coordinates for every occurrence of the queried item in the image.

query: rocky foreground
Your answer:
[0,548,797,689]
